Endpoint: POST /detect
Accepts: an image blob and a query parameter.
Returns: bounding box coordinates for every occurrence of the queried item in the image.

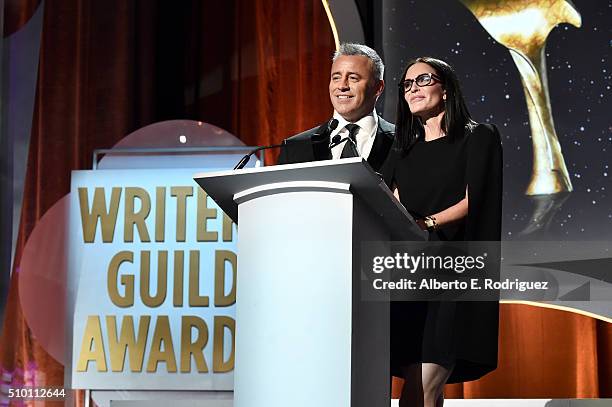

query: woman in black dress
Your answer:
[389,57,502,407]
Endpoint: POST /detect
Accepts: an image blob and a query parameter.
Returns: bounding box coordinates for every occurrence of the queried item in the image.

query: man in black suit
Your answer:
[277,43,395,184]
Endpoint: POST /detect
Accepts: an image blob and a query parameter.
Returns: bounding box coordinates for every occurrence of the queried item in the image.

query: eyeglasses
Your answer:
[398,73,442,92]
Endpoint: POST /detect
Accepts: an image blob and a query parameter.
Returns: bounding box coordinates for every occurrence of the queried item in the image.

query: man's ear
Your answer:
[375,79,385,98]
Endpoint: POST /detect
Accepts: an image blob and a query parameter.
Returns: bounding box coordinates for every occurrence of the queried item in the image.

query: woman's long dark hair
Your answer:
[395,57,476,153]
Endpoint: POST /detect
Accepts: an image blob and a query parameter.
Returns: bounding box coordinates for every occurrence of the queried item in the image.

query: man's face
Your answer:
[329,55,384,122]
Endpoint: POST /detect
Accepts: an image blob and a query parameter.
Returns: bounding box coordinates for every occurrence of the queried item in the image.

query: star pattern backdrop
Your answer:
[378,0,611,240]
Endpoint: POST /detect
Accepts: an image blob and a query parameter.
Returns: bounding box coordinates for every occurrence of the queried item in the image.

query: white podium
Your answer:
[194,158,424,407]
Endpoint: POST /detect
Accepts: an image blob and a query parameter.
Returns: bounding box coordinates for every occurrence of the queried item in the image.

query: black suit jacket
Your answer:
[277,117,396,187]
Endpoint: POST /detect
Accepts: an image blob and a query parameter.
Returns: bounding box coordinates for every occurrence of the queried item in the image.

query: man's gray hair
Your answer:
[333,43,385,81]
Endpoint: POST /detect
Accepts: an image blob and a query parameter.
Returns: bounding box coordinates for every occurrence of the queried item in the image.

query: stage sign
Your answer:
[69,168,236,390]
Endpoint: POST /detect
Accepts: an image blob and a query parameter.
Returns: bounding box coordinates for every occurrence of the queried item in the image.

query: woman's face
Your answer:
[403,62,445,118]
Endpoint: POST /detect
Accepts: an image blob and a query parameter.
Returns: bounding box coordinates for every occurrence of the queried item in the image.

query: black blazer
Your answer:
[277,117,396,187]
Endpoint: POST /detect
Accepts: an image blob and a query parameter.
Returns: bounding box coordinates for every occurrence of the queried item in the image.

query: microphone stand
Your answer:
[233,118,339,170]
[233,143,285,170]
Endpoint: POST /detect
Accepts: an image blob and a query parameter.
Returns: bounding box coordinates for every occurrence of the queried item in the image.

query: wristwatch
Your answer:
[424,216,438,232]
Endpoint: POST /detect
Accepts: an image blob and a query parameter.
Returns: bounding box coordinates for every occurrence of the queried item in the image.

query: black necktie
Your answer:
[340,124,360,158]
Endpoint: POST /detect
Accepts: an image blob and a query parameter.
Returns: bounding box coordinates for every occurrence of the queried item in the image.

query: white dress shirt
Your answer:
[329,110,379,160]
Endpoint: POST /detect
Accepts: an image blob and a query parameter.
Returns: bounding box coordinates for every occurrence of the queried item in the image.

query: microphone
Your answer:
[311,118,339,159]
[328,132,358,150]
[233,143,285,170]
[326,118,339,135]
[312,118,338,141]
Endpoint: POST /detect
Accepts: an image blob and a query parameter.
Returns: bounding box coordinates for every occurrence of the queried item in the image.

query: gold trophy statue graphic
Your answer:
[460,0,581,196]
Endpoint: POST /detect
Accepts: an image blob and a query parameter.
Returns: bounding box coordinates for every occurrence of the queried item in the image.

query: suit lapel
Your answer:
[367,118,395,172]
[305,117,394,165]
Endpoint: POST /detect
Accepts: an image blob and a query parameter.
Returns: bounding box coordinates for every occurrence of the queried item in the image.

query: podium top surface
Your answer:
[194,158,425,240]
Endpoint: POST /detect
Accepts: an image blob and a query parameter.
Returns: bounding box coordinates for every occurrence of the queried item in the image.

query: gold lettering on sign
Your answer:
[78,187,121,243]
[215,250,236,307]
[189,250,209,306]
[107,251,135,307]
[155,186,166,242]
[222,213,234,242]
[213,316,235,373]
[170,186,193,242]
[77,315,107,372]
[173,250,184,307]
[77,180,240,378]
[146,315,177,372]
[180,316,209,373]
[124,187,151,242]
[107,315,150,372]
[197,189,218,242]
[140,251,168,307]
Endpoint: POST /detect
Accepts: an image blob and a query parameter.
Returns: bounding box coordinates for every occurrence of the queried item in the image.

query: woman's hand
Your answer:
[424,188,469,230]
